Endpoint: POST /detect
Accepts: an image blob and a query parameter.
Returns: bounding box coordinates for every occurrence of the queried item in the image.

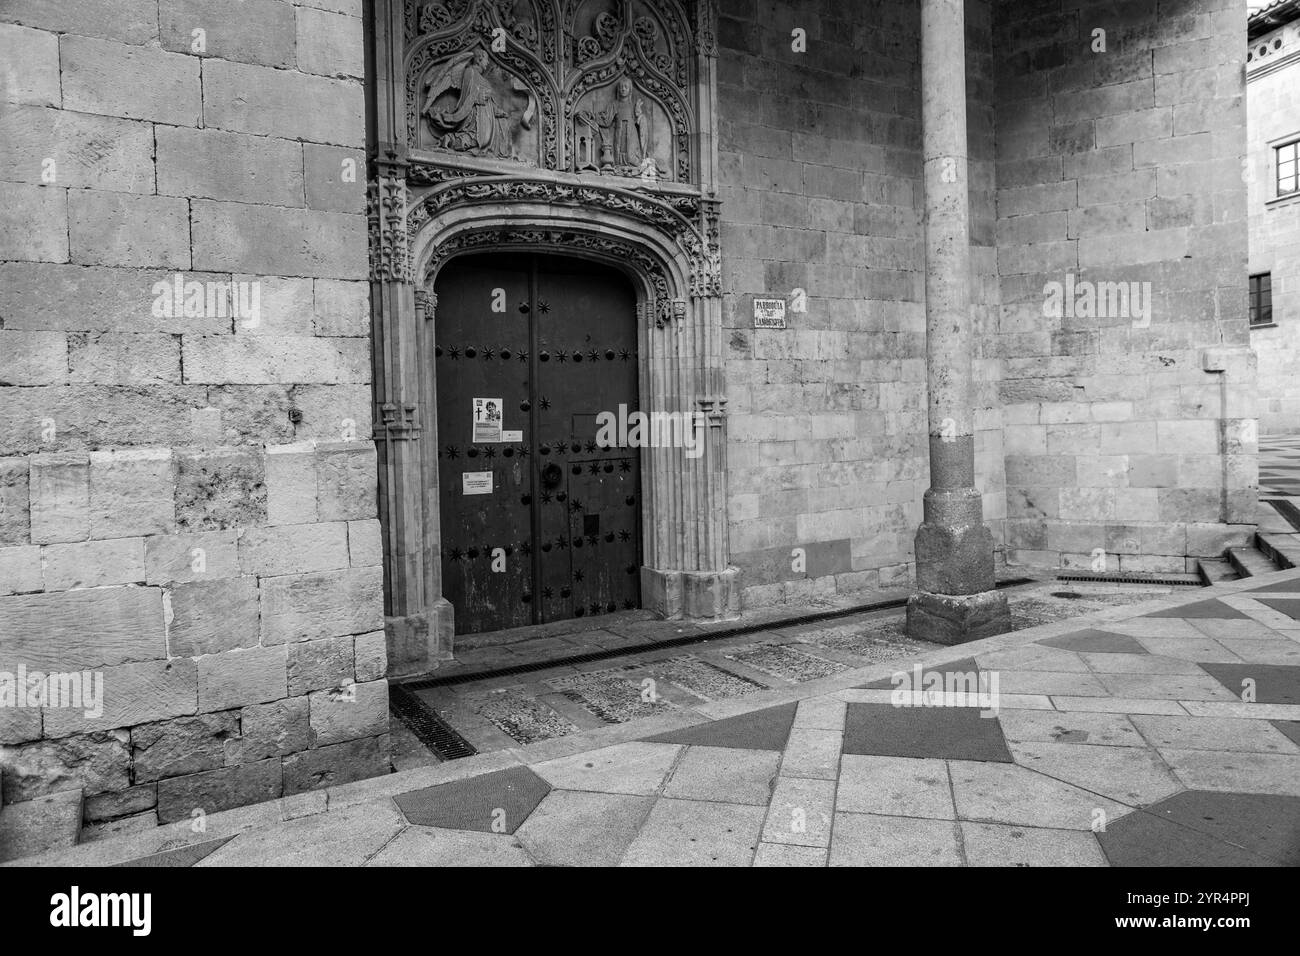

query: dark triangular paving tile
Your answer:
[856,657,980,689]
[1038,629,1147,654]
[1271,720,1300,748]
[394,765,550,834]
[1097,808,1278,867]
[842,702,1012,762]
[115,836,236,868]
[1257,597,1300,620]
[1141,790,1300,866]
[1199,662,1300,705]
[1143,599,1249,619]
[1241,578,1300,593]
[642,702,797,751]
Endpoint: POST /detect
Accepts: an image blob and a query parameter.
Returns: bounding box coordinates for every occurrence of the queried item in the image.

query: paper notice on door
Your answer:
[502,429,523,443]
[472,397,502,442]
[462,472,493,495]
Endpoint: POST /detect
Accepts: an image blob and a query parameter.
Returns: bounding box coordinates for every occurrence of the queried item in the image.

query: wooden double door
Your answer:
[434,253,642,634]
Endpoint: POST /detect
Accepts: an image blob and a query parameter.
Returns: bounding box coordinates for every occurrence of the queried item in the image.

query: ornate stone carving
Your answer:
[368,163,410,283]
[421,48,536,158]
[375,401,423,442]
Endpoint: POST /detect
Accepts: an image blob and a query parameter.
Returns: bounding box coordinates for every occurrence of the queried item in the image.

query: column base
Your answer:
[642,566,741,621]
[905,588,1010,645]
[384,598,455,678]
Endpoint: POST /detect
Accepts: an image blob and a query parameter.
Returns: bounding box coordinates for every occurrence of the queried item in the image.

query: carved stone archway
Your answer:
[368,0,733,674]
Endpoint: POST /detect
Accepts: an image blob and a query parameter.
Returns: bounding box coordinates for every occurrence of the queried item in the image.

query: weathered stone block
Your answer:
[69,191,190,269]
[29,453,90,544]
[155,757,282,823]
[201,58,364,146]
[289,384,373,441]
[166,577,260,658]
[0,23,60,105]
[144,529,239,585]
[87,448,175,538]
[42,658,198,738]
[0,729,130,804]
[233,275,316,335]
[313,279,369,336]
[0,545,42,596]
[265,443,318,526]
[237,522,349,576]
[41,536,146,589]
[0,330,66,386]
[61,35,201,126]
[197,645,288,712]
[281,733,388,796]
[157,125,304,206]
[0,694,42,745]
[224,696,309,763]
[131,712,239,783]
[0,459,30,545]
[0,182,68,262]
[83,783,157,823]
[0,0,159,43]
[190,201,367,280]
[316,442,377,520]
[347,519,382,567]
[287,637,355,696]
[352,630,387,682]
[69,332,184,386]
[0,787,83,862]
[174,448,267,531]
[159,0,296,68]
[0,105,154,192]
[303,144,366,214]
[259,566,383,644]
[295,6,364,79]
[0,586,165,671]
[181,333,370,384]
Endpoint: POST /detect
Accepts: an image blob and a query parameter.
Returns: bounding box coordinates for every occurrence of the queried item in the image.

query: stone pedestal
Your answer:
[906,589,1010,646]
[642,566,741,621]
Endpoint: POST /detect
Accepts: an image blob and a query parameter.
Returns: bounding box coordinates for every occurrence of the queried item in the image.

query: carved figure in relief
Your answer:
[575,78,665,178]
[422,49,534,158]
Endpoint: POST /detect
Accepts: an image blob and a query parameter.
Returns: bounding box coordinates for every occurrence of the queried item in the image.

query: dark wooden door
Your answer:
[434,253,641,635]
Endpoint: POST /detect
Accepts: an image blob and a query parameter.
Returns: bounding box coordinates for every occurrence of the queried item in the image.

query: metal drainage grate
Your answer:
[397,576,1039,692]
[1056,573,1203,587]
[389,682,477,761]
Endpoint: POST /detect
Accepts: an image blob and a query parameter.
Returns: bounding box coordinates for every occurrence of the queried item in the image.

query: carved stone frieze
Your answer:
[368,162,411,283]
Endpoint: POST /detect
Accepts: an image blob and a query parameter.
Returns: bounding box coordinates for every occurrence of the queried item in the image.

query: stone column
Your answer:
[905,0,1010,645]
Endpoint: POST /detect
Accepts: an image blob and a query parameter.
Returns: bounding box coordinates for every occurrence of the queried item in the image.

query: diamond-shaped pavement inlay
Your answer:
[116,836,236,868]
[1037,629,1147,654]
[1199,662,1300,705]
[1142,599,1249,619]
[856,657,979,690]
[1098,791,1300,866]
[842,703,1012,762]
[1256,597,1300,620]
[643,702,797,751]
[1272,720,1300,747]
[1241,578,1300,594]
[395,765,551,834]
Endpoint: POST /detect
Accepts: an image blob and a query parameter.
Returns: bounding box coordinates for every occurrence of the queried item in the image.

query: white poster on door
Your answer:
[462,472,493,495]
[472,397,502,443]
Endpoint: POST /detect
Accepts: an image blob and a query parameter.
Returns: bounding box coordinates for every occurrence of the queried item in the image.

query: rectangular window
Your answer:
[1279,141,1300,197]
[1250,273,1273,326]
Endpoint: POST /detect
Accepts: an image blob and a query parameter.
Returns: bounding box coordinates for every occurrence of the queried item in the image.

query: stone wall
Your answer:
[992,0,1256,574]
[1247,15,1300,435]
[0,0,389,829]
[717,0,1006,609]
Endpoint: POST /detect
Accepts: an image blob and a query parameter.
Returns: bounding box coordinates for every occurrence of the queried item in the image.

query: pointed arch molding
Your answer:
[369,0,734,674]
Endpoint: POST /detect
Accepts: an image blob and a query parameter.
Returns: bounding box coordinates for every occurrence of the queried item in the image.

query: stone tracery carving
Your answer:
[405,0,696,182]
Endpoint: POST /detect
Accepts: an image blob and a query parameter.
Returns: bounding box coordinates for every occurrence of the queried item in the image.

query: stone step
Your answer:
[0,789,82,864]
[1227,545,1282,578]
[1197,557,1239,586]
[1257,532,1300,571]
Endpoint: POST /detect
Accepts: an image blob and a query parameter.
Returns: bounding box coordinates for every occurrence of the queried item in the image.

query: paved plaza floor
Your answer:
[15,563,1300,867]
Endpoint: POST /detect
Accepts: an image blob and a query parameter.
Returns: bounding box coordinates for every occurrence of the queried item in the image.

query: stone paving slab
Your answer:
[16,565,1300,867]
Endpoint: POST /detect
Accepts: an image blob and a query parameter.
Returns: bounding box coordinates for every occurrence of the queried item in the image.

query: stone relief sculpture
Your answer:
[574,77,664,178]
[421,48,536,159]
